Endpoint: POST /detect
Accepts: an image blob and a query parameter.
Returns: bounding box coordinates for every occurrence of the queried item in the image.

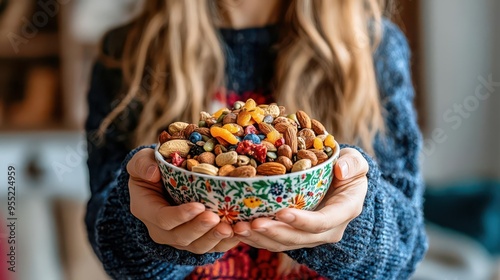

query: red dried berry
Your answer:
[236,140,254,155]
[171,152,185,167]
[244,125,258,135]
[274,138,285,148]
[252,144,267,163]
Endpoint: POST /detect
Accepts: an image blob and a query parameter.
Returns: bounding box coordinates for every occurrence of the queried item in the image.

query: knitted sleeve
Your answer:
[85,62,223,280]
[284,20,428,279]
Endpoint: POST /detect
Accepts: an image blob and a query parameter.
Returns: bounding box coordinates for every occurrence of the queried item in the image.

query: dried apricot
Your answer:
[244,98,257,110]
[210,126,240,145]
[237,111,254,127]
[213,108,230,119]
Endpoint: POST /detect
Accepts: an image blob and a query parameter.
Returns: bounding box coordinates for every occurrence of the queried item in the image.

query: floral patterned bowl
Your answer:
[154,141,339,224]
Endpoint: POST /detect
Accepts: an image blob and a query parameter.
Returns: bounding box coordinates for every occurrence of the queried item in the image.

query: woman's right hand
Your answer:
[126,148,239,254]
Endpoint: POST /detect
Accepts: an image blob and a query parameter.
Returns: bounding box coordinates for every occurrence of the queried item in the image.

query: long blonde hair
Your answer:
[99,0,387,153]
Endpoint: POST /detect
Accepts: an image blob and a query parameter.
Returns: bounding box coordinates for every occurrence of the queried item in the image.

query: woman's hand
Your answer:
[233,148,369,252]
[127,148,239,254]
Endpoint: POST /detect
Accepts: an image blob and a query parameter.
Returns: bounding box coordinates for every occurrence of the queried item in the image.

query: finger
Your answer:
[186,223,235,253]
[237,226,321,252]
[234,220,307,251]
[129,180,205,228]
[209,237,241,253]
[275,188,364,233]
[166,211,221,247]
[334,148,369,180]
[250,218,326,246]
[126,148,161,183]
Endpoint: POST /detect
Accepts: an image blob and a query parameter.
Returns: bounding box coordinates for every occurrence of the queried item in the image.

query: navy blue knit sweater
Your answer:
[85,20,427,279]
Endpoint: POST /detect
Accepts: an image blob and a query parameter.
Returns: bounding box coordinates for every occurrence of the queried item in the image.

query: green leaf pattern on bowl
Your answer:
[157,161,334,224]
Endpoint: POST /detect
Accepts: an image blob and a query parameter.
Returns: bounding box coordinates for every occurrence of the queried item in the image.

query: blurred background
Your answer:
[0,0,498,279]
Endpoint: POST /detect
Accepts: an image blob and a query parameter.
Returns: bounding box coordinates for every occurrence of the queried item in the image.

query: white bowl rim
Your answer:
[155,140,340,182]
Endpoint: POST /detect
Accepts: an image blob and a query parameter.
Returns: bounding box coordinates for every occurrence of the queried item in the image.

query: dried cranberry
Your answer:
[158,130,171,145]
[236,140,254,155]
[274,138,285,148]
[171,152,185,167]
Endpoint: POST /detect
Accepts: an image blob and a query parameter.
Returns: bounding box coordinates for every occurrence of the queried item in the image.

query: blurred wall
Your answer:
[421,0,500,184]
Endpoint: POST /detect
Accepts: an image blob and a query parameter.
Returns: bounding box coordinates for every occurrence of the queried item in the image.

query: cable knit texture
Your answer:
[85,20,427,279]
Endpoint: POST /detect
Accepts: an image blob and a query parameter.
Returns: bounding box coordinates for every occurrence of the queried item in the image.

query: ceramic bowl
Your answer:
[154,141,339,224]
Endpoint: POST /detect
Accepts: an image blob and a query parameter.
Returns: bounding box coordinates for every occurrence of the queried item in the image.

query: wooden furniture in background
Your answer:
[394,0,427,132]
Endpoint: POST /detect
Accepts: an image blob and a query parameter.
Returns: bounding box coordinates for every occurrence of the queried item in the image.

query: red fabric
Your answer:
[186,243,326,280]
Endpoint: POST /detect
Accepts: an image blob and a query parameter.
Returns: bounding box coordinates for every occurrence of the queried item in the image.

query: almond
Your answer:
[277,144,293,159]
[276,156,293,172]
[194,127,211,137]
[229,166,256,177]
[256,162,287,176]
[274,122,290,133]
[273,116,297,128]
[296,110,312,129]
[258,122,276,134]
[284,126,298,154]
[304,136,315,149]
[297,150,318,166]
[198,152,215,165]
[219,164,236,176]
[308,149,329,164]
[183,124,198,138]
[311,119,327,135]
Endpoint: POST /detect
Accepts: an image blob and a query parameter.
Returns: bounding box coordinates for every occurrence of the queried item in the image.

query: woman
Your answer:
[85,0,427,279]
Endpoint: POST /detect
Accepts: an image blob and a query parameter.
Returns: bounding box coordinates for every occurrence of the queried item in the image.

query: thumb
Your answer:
[334,148,369,180]
[126,148,161,183]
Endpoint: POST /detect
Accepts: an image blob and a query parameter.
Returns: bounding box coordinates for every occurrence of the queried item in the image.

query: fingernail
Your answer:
[339,161,349,178]
[236,231,250,237]
[146,165,157,180]
[253,227,267,233]
[188,205,203,216]
[278,213,295,223]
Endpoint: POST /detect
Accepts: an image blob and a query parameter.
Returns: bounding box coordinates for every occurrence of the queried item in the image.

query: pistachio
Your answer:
[291,159,312,172]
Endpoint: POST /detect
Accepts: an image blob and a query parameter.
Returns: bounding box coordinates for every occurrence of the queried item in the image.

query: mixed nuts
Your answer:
[158,99,336,177]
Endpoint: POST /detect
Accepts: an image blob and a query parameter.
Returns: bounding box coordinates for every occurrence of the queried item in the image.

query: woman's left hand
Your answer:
[233,148,369,252]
